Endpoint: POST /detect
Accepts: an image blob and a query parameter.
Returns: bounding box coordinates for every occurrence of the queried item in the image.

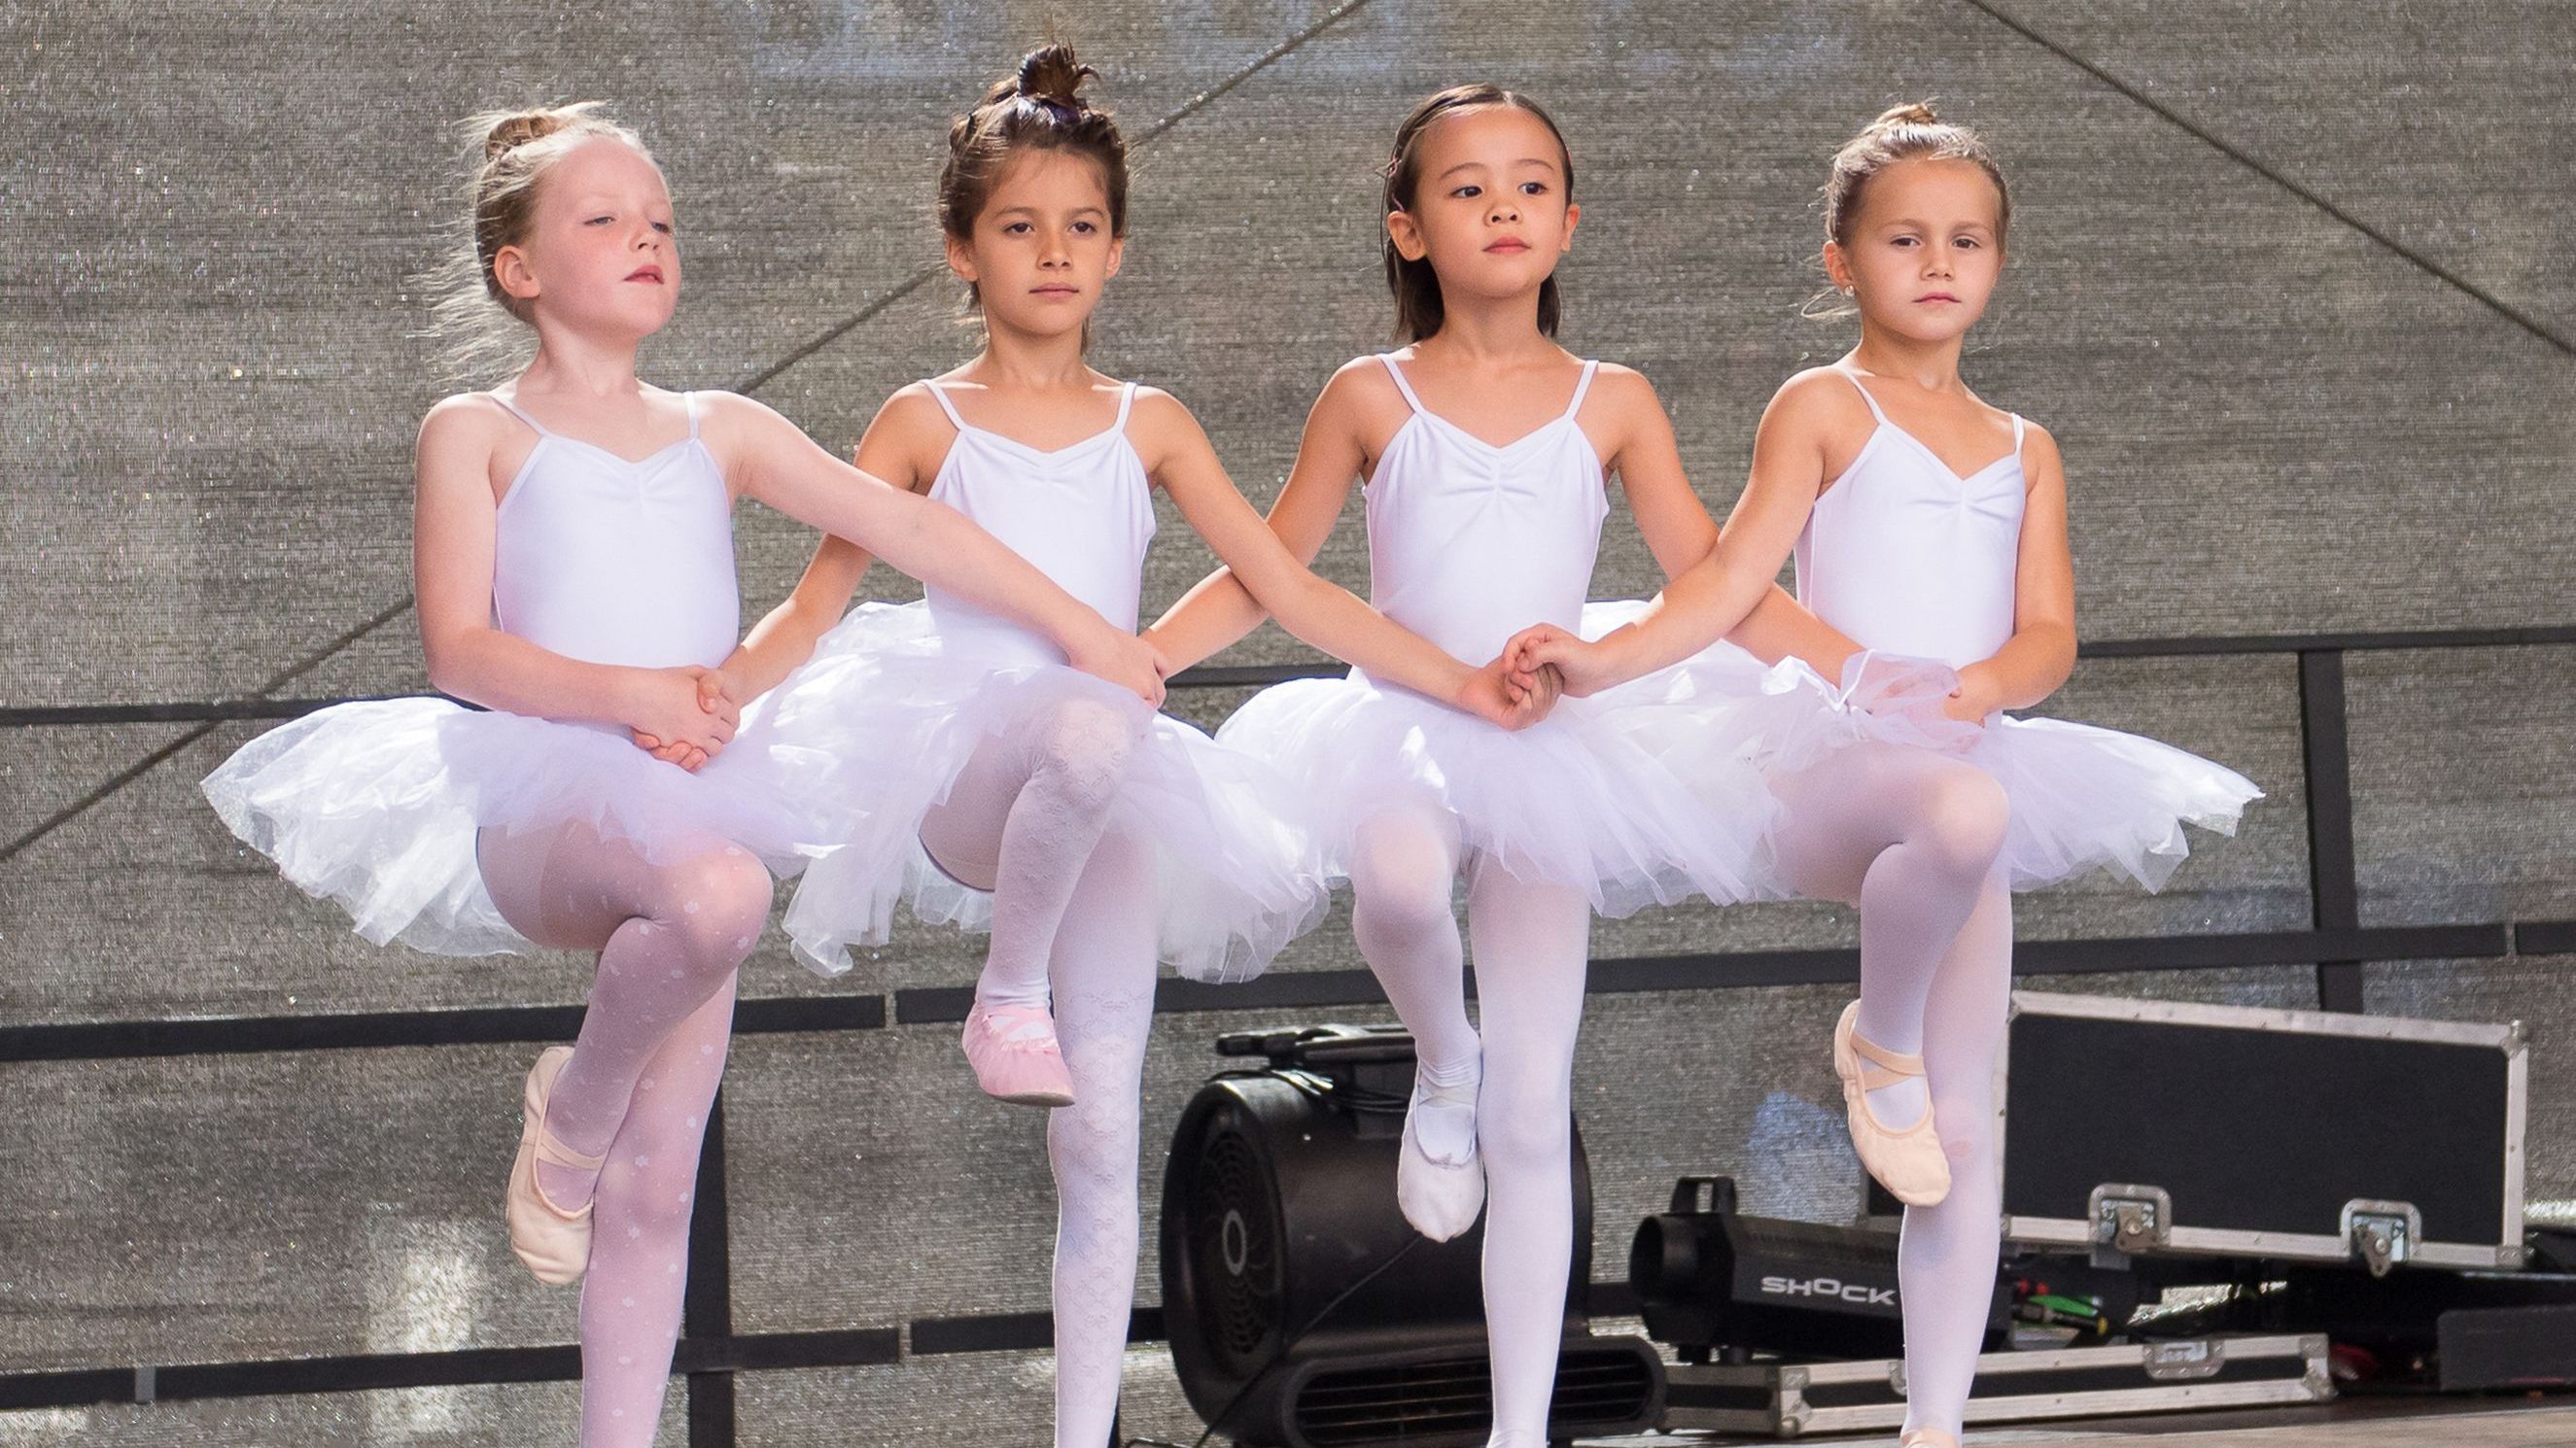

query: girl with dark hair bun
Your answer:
[707,49,1551,1445]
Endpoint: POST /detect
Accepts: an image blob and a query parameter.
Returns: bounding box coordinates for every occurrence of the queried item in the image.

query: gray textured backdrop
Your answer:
[3,1,2572,1443]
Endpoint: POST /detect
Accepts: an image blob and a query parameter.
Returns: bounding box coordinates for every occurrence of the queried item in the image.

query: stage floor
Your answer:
[1587,1396,2576,1445]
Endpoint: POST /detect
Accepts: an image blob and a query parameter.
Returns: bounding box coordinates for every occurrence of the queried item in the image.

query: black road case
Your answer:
[1989,990,2527,1273]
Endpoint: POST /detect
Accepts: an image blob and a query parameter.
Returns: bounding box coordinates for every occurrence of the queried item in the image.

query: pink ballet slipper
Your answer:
[1833,1001,1951,1207]
[506,1046,605,1286]
[1899,1430,1961,1447]
[961,999,1077,1108]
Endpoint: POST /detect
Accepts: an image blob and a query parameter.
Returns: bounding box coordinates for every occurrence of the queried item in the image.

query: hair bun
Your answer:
[1014,44,1097,108]
[481,106,579,161]
[1871,100,1941,130]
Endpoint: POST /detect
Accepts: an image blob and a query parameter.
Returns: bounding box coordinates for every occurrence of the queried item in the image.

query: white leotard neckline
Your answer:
[915,378,1156,670]
[1358,353,1610,668]
[1794,368,2030,669]
[480,389,740,674]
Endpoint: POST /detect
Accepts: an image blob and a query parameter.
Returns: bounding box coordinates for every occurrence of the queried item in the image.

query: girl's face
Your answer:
[1388,104,1579,310]
[495,138,680,339]
[1824,157,2004,345]
[949,148,1124,342]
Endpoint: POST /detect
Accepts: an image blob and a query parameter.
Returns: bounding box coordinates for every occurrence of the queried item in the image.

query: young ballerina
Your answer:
[1146,86,1835,1448]
[710,49,1545,1446]
[1508,104,2263,1447]
[200,103,1160,1447]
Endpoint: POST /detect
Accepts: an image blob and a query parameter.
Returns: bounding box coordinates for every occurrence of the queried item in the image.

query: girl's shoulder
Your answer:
[418,389,523,453]
[1326,350,1404,386]
[1317,351,1414,412]
[423,387,518,426]
[1125,380,1193,420]
[1122,383,1215,461]
[1572,357,1656,406]
[872,378,959,429]
[678,388,783,438]
[1763,364,1882,434]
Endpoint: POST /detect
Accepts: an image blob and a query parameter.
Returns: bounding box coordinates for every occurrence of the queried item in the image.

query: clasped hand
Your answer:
[631,666,740,773]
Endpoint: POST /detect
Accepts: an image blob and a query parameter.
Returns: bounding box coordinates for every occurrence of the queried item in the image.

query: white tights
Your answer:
[1346,801,1593,1448]
[924,695,1141,1016]
[477,821,767,1448]
[921,701,1160,1448]
[1774,742,2013,1440]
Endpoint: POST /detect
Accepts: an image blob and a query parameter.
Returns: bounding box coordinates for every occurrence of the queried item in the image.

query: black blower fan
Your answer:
[1159,1025,1662,1448]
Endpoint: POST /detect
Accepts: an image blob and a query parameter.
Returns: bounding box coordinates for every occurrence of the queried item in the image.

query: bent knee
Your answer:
[1349,825,1460,931]
[1031,698,1140,802]
[661,849,774,968]
[1918,768,2009,874]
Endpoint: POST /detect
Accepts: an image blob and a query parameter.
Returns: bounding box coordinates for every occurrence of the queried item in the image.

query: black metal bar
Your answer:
[9,624,2573,731]
[896,969,1406,1024]
[684,1089,736,1448]
[2,926,2505,1068]
[2082,625,2576,658]
[908,1307,1166,1358]
[2519,920,2576,957]
[2298,651,2366,1012]
[1166,661,1346,689]
[0,1367,137,1411]
[671,1328,900,1373]
[0,995,886,1064]
[2020,923,2504,974]
[154,1344,581,1401]
[731,995,888,1036]
[0,697,412,727]
[0,1004,590,1062]
[1577,925,2510,996]
[0,1330,903,1414]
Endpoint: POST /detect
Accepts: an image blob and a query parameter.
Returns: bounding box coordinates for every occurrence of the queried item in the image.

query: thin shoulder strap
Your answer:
[1375,354,1426,413]
[1563,360,1600,420]
[489,391,558,438]
[2010,412,2028,450]
[682,391,702,439]
[1112,381,1137,429]
[1835,367,1893,426]
[922,380,970,431]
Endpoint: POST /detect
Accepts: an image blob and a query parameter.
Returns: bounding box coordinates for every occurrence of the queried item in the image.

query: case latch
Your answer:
[2087,1183,2174,1266]
[2143,1338,2226,1381]
[2343,1199,2420,1277]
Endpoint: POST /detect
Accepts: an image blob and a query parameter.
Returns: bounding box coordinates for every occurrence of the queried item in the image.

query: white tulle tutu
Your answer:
[1605,610,2263,894]
[200,697,844,956]
[1210,603,1776,916]
[768,602,1330,984]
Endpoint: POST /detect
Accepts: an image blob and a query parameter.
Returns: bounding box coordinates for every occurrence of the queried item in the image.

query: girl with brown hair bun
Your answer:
[712,47,1549,1444]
